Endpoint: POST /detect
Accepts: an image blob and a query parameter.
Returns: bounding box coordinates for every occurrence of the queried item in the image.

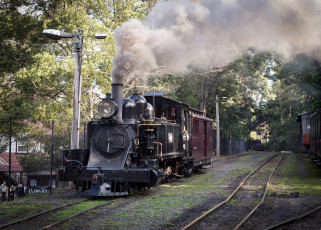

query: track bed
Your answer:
[0,152,320,230]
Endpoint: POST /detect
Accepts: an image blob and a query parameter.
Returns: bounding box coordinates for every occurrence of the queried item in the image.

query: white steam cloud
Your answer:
[111,0,321,84]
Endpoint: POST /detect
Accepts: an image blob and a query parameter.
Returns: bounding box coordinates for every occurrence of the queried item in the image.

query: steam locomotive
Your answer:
[58,84,213,196]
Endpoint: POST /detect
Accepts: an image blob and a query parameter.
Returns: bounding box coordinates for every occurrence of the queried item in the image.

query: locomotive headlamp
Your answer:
[98,99,118,118]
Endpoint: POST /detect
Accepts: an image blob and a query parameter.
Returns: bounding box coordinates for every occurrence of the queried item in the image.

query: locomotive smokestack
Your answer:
[112,83,123,124]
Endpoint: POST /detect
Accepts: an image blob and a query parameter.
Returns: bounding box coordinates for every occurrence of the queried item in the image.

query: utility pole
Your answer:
[50,120,54,194]
[216,95,220,157]
[43,28,106,149]
[8,114,12,190]
[70,29,83,150]
[42,28,106,190]
[216,95,227,157]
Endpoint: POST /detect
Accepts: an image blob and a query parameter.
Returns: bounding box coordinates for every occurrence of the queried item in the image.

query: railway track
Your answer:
[181,152,285,230]
[264,205,321,230]
[0,198,117,230]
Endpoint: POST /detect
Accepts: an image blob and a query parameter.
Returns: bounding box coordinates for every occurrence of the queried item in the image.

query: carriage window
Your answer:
[193,119,199,138]
[156,106,162,118]
[168,107,177,120]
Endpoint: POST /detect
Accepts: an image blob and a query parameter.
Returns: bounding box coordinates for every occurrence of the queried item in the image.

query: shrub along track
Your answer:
[181,153,285,230]
[0,198,117,230]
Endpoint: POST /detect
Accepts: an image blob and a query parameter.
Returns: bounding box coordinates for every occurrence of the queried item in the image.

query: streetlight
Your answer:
[216,95,227,158]
[42,28,106,149]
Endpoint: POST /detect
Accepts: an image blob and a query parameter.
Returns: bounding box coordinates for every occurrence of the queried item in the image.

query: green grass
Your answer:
[232,166,252,175]
[49,200,107,221]
[0,200,54,221]
[0,190,91,225]
[257,155,269,161]
[106,168,251,227]
[105,219,121,227]
[98,170,230,228]
[270,153,321,195]
[162,221,173,227]
[237,155,252,162]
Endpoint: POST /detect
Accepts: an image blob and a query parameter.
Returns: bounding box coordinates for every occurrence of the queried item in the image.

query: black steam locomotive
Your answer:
[58,84,213,196]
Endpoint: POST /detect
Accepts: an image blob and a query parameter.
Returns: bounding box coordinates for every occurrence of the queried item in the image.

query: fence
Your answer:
[213,137,249,156]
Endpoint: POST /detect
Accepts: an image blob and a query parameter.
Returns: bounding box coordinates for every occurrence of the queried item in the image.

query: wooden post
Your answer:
[216,95,220,157]
[8,114,12,190]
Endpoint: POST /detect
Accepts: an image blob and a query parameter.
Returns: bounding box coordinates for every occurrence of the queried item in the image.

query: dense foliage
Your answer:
[144,50,320,151]
[0,0,151,172]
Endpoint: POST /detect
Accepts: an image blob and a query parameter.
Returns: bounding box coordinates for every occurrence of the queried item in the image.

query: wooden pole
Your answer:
[8,114,12,190]
[50,120,54,194]
[216,95,220,157]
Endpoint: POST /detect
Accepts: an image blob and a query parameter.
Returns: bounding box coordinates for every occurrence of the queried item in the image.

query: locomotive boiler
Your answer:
[58,83,213,196]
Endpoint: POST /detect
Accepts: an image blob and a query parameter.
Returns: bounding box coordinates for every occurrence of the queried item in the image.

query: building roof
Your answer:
[0,152,23,172]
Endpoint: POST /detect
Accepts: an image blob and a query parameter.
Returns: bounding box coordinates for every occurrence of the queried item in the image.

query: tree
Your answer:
[18,153,50,174]
[203,51,274,141]
[263,54,321,151]
[0,0,152,174]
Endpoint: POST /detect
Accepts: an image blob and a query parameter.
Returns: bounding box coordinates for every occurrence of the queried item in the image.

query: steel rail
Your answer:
[264,205,321,230]
[0,198,87,229]
[39,199,117,230]
[233,153,286,230]
[181,153,279,230]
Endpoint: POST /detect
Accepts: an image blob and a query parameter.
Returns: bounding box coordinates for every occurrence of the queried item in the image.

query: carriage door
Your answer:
[203,121,207,157]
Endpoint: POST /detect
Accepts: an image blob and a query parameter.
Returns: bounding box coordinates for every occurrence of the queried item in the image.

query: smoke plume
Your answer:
[111,0,321,84]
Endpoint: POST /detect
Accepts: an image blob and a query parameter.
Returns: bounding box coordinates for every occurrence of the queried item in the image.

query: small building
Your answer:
[27,170,57,188]
[0,152,57,189]
[0,152,23,185]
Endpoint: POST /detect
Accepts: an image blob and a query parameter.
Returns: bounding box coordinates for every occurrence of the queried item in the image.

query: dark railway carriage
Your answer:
[297,110,321,164]
[58,85,213,196]
[144,92,213,169]
[296,112,312,153]
[310,110,321,162]
[189,109,213,167]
